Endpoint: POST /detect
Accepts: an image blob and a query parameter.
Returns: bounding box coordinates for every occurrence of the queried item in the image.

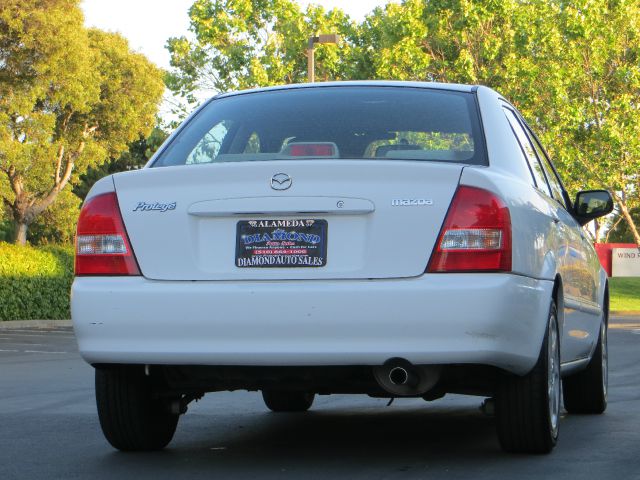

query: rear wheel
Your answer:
[563,316,608,414]
[95,367,179,451]
[262,390,315,412]
[495,300,560,453]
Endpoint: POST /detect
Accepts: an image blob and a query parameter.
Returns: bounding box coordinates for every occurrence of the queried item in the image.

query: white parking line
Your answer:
[609,323,640,330]
[0,349,20,353]
[23,350,69,354]
[0,331,73,335]
[0,342,46,346]
[0,335,75,340]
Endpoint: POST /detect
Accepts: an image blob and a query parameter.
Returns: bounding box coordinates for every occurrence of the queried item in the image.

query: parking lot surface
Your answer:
[0,318,639,479]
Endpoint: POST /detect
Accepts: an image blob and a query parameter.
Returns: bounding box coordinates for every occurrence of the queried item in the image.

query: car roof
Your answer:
[215,80,478,99]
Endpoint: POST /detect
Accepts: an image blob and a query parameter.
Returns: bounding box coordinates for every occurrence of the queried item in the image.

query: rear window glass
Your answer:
[154,86,487,167]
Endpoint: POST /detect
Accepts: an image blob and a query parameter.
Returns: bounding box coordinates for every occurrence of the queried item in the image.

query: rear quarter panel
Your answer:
[473,86,605,364]
[459,166,559,280]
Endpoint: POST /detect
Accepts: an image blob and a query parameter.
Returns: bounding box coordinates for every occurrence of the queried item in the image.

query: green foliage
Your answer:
[74,127,168,200]
[606,208,640,243]
[0,0,165,243]
[166,0,357,104]
[0,242,74,320]
[609,277,640,312]
[0,219,14,242]
[28,189,81,244]
[531,0,640,244]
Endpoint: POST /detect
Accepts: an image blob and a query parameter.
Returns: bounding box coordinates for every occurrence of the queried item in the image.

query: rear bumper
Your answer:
[71,274,552,375]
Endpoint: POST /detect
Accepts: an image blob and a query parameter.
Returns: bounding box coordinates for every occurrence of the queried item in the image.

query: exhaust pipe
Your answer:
[388,366,417,387]
[373,358,441,396]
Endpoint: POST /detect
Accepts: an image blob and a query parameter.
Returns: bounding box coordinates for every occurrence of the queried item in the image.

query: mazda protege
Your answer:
[72,81,613,454]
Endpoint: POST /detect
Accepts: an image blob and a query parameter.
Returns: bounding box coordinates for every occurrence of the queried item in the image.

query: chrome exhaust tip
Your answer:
[389,366,409,385]
[373,359,441,396]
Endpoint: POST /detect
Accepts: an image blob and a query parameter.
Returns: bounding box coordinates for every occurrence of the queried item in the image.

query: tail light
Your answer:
[282,143,336,157]
[427,185,511,273]
[75,192,140,276]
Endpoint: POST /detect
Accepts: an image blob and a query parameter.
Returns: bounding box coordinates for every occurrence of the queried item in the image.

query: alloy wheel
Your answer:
[548,314,561,438]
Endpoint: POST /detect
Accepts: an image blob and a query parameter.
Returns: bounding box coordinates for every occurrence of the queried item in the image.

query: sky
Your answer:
[81,0,394,70]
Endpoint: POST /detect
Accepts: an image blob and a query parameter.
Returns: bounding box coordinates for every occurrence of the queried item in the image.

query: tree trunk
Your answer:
[13,221,28,245]
[605,215,624,243]
[617,200,640,246]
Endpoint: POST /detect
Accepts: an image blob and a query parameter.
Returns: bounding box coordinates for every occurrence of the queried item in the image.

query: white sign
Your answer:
[612,248,640,277]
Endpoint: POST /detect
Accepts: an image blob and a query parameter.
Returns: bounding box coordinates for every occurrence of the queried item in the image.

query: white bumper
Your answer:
[71,274,552,375]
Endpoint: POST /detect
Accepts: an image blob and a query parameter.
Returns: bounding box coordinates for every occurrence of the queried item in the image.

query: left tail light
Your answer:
[75,192,141,276]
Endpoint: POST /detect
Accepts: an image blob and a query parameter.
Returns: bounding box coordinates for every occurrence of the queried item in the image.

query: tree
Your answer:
[0,0,165,244]
[74,127,168,200]
[166,0,357,103]
[606,208,640,243]
[27,189,81,244]
[543,0,640,245]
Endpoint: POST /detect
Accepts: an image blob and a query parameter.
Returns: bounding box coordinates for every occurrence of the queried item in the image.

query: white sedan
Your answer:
[72,81,613,453]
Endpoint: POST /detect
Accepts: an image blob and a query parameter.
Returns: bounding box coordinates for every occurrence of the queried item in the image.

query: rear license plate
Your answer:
[236,219,328,268]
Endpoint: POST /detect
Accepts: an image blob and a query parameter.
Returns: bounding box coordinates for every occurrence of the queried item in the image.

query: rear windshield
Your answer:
[153,86,487,167]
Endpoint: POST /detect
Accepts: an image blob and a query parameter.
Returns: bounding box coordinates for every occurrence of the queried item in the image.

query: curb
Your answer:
[0,320,72,329]
[1,314,638,328]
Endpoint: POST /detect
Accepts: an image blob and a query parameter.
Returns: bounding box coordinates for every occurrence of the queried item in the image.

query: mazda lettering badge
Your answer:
[271,173,292,191]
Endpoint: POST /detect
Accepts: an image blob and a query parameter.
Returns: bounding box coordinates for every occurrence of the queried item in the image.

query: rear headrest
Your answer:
[384,149,474,161]
[374,144,423,157]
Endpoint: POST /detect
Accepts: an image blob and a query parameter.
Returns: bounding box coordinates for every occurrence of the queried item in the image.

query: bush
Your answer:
[0,219,14,242]
[0,242,74,320]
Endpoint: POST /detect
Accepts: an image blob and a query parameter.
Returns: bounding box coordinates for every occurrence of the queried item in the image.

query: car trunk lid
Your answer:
[114,160,462,280]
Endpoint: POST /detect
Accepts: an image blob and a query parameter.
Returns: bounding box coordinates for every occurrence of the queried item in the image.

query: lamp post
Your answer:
[307,34,340,82]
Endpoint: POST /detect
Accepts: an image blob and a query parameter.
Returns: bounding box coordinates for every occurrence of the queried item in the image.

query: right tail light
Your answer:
[427,185,511,273]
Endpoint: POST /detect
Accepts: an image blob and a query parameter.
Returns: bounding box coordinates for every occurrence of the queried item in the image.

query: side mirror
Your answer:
[574,190,614,226]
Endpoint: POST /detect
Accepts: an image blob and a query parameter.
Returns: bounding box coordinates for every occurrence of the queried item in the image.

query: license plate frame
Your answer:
[235,219,328,268]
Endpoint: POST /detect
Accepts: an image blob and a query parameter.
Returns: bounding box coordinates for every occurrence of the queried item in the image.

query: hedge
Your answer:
[0,242,74,320]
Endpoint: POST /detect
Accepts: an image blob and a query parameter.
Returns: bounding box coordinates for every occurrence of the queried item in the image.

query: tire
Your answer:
[262,390,315,412]
[495,300,561,454]
[95,367,179,451]
[563,316,608,414]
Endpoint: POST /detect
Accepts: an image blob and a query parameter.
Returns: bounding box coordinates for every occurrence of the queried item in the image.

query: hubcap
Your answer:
[548,314,560,437]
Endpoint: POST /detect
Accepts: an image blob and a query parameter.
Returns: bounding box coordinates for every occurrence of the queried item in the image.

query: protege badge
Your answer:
[391,198,434,206]
[133,201,177,212]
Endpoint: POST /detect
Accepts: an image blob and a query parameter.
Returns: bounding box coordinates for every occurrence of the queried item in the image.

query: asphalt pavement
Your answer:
[0,318,639,480]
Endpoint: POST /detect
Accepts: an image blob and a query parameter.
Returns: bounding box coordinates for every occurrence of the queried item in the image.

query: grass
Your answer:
[609,277,640,312]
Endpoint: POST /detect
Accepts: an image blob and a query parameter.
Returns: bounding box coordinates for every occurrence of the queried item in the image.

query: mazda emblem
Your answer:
[271,173,292,191]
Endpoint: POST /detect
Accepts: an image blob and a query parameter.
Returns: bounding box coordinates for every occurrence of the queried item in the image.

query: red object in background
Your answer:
[594,243,637,277]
